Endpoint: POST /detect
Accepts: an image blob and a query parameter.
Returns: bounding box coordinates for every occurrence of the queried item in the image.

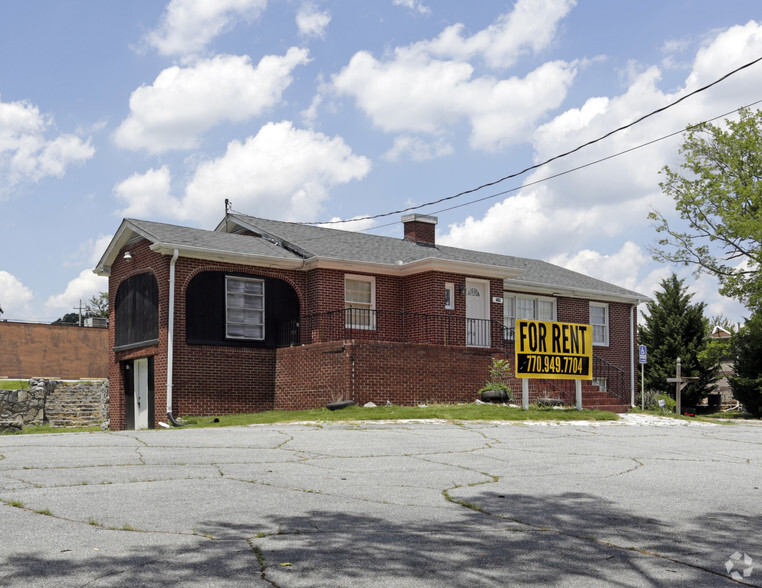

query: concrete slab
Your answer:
[1,419,760,586]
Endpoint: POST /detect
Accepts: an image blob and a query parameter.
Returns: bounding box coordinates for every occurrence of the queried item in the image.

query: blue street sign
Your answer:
[639,344,647,364]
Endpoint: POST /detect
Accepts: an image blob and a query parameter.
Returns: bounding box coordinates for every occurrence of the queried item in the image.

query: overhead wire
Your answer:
[269,98,762,242]
[299,54,762,227]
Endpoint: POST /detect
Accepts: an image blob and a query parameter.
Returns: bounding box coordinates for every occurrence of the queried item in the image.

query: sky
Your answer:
[1,0,761,325]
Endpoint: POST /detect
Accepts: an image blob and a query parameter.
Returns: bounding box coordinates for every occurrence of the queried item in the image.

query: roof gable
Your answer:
[95,215,647,304]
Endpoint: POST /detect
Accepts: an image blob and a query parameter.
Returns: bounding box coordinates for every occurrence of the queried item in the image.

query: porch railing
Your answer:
[279,308,512,349]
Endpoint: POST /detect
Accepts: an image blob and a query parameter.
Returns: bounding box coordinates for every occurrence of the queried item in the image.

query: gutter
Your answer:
[167,249,182,425]
[630,302,640,407]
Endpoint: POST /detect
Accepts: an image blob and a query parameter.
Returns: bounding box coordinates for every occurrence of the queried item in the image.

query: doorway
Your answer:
[465,279,490,347]
[124,357,154,430]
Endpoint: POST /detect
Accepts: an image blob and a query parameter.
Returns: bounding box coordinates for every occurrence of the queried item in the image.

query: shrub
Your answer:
[479,358,513,403]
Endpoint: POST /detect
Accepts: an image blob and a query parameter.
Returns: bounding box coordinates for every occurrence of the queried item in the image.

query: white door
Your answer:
[134,358,149,430]
[465,279,490,347]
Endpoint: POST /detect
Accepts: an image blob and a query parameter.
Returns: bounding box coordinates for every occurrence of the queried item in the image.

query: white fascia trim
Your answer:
[503,278,647,305]
[93,220,158,276]
[303,256,522,279]
[149,243,304,269]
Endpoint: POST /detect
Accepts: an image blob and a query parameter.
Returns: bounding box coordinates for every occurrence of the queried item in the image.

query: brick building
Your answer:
[0,321,108,379]
[95,213,646,430]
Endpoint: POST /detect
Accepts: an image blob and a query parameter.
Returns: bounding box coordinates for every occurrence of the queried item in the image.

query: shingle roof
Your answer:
[95,214,645,302]
[127,218,302,261]
[227,214,647,302]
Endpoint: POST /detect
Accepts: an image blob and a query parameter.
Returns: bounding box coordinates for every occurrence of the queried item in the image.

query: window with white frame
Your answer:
[444,283,455,310]
[589,302,609,346]
[345,275,375,329]
[503,294,557,339]
[225,276,265,340]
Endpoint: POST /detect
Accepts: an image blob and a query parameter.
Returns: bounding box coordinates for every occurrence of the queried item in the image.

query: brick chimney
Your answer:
[402,214,438,246]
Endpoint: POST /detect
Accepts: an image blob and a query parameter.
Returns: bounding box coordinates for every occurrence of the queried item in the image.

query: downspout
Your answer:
[630,302,638,407]
[167,249,183,425]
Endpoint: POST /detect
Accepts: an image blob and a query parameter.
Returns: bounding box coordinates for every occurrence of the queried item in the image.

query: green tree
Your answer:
[85,292,109,318]
[52,312,82,326]
[638,274,718,407]
[649,108,762,309]
[699,315,736,369]
[729,309,762,417]
[52,293,108,326]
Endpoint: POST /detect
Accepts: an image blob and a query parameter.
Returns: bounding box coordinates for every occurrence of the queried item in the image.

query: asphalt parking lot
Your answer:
[1,415,761,587]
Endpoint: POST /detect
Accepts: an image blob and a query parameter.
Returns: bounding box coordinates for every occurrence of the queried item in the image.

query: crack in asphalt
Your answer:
[2,421,760,586]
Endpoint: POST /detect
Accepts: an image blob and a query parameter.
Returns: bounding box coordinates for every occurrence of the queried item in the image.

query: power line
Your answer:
[227,99,762,247]
[304,54,762,226]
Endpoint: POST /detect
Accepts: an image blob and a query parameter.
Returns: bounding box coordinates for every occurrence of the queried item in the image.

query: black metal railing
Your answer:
[592,354,628,403]
[278,308,512,349]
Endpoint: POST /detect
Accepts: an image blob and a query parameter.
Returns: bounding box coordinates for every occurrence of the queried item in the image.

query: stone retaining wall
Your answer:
[0,379,109,433]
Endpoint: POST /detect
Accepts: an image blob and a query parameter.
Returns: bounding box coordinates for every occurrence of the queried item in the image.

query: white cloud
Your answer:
[177,121,371,224]
[145,0,267,57]
[441,21,762,251]
[439,185,619,259]
[114,166,178,219]
[392,0,430,16]
[332,1,578,152]
[45,269,108,315]
[333,51,577,151]
[114,49,310,153]
[383,135,453,162]
[0,96,94,193]
[549,242,650,293]
[0,271,34,319]
[296,2,331,38]
[401,0,575,69]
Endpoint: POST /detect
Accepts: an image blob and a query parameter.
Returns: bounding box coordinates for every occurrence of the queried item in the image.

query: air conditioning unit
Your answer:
[84,317,108,328]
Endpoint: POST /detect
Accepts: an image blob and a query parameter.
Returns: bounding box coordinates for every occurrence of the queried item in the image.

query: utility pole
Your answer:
[73,299,83,326]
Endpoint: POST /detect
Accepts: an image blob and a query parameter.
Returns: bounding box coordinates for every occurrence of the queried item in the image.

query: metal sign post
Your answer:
[639,345,647,409]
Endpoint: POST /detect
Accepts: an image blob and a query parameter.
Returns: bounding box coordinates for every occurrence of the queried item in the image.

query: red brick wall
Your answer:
[275,341,505,409]
[108,239,638,428]
[274,339,613,409]
[557,296,635,399]
[0,321,108,379]
[108,239,168,431]
[108,242,307,430]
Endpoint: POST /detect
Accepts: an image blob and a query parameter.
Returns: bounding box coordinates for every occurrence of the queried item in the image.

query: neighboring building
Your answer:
[710,325,735,408]
[0,321,108,379]
[95,213,647,430]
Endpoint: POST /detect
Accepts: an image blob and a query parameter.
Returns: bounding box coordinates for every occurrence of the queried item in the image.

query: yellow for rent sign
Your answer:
[515,319,593,380]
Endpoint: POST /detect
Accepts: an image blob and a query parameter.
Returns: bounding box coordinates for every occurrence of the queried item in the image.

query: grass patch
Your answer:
[181,403,620,428]
[19,424,101,435]
[0,380,29,390]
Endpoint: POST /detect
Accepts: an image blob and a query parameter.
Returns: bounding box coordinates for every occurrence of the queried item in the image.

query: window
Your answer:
[444,283,455,310]
[590,302,609,346]
[115,272,159,350]
[503,294,557,339]
[226,276,265,340]
[345,275,375,329]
